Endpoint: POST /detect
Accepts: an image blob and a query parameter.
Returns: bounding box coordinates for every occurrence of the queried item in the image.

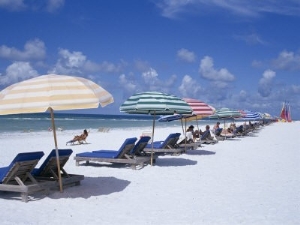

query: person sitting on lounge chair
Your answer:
[186,125,200,142]
[66,129,88,145]
[213,122,223,136]
[199,125,213,141]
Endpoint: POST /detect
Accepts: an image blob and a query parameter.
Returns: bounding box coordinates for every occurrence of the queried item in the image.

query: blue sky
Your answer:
[0,0,300,119]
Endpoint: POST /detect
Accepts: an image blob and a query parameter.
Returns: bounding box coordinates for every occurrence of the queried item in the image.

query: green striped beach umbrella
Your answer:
[209,107,242,119]
[209,108,242,137]
[120,91,192,115]
[120,91,192,164]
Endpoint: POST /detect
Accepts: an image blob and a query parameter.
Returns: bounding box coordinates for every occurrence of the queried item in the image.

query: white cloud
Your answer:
[177,48,196,62]
[199,56,235,82]
[142,68,158,86]
[140,68,177,92]
[258,69,276,97]
[98,61,125,73]
[272,50,300,71]
[0,0,64,12]
[0,0,26,11]
[178,75,202,97]
[48,49,85,74]
[0,39,46,61]
[234,32,267,45]
[49,48,125,75]
[46,0,64,12]
[155,0,300,19]
[0,61,38,85]
[119,74,137,95]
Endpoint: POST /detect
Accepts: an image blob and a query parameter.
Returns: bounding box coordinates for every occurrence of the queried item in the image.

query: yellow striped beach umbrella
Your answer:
[0,74,114,192]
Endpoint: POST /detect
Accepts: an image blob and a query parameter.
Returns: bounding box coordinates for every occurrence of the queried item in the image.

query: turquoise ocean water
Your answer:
[0,113,216,134]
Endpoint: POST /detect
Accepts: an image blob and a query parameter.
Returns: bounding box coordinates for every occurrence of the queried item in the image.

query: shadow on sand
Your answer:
[48,176,131,200]
[0,176,131,202]
[185,149,216,156]
[154,157,197,167]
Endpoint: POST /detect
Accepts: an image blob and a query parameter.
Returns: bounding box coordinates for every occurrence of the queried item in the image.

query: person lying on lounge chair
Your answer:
[66,129,88,145]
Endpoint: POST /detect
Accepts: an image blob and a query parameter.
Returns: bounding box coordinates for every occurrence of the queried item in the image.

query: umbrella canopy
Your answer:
[182,98,215,116]
[158,98,215,150]
[120,91,191,164]
[157,114,184,122]
[181,98,215,125]
[0,74,114,191]
[120,91,192,115]
[238,110,262,121]
[208,107,242,138]
[0,74,113,114]
[209,107,242,119]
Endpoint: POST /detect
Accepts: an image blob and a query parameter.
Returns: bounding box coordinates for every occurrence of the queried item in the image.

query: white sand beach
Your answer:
[0,121,299,225]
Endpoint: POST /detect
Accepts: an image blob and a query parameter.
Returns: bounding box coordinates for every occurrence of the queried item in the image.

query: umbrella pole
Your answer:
[50,108,63,192]
[184,119,187,152]
[151,112,156,166]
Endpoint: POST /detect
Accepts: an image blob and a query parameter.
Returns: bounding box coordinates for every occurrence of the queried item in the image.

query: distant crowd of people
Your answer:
[181,120,260,144]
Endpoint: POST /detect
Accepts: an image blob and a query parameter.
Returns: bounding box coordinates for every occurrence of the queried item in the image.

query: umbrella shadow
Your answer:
[223,138,241,141]
[185,149,216,155]
[47,176,131,200]
[0,176,130,202]
[154,157,197,167]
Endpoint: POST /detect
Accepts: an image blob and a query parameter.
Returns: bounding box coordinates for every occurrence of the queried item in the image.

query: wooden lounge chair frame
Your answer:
[33,149,84,188]
[74,137,152,170]
[0,152,52,202]
[143,133,185,155]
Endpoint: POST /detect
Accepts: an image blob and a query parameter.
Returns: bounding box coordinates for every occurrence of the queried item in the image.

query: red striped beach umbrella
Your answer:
[182,98,215,117]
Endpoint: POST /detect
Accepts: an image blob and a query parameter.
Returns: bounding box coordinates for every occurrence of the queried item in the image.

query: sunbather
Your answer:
[213,122,223,136]
[186,125,200,142]
[200,125,213,141]
[66,129,88,145]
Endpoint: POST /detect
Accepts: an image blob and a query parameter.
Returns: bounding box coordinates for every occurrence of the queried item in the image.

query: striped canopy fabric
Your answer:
[182,98,215,116]
[209,107,242,119]
[0,74,114,192]
[239,110,262,121]
[157,114,184,122]
[0,74,114,115]
[120,92,192,115]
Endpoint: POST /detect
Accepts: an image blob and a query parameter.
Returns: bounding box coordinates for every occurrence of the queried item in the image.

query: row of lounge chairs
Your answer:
[0,133,192,202]
[1,123,263,202]
[0,149,83,202]
[74,133,189,169]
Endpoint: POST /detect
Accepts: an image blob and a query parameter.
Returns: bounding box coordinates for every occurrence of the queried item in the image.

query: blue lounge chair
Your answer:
[74,137,151,169]
[144,133,184,155]
[146,133,181,148]
[32,149,84,188]
[200,130,218,144]
[92,136,151,156]
[0,151,49,202]
[130,136,151,155]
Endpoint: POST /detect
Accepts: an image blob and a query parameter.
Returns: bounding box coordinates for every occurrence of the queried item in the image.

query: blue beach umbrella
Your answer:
[239,110,262,121]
